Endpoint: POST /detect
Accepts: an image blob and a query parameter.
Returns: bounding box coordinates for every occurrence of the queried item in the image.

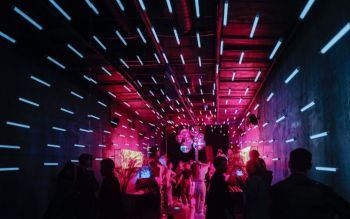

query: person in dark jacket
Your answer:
[77,154,99,219]
[206,156,235,219]
[98,158,124,219]
[271,148,350,219]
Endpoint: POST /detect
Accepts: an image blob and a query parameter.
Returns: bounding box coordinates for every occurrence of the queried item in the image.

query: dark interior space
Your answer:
[1,0,350,218]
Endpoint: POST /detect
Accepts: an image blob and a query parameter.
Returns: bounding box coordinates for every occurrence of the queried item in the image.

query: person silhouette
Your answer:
[206,156,235,219]
[98,158,124,219]
[76,154,99,219]
[271,148,350,219]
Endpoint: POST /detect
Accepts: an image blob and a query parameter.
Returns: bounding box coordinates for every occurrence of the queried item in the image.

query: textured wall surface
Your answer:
[242,0,350,201]
[0,43,156,218]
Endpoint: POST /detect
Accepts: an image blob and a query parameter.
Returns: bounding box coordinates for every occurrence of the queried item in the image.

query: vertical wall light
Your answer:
[249,14,259,38]
[223,1,229,26]
[269,39,282,60]
[195,0,200,18]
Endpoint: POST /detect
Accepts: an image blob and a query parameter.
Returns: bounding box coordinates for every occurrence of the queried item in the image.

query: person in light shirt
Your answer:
[192,161,210,217]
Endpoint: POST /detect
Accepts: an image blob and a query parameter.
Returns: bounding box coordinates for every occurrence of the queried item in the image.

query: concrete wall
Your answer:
[242,0,350,201]
[0,42,157,218]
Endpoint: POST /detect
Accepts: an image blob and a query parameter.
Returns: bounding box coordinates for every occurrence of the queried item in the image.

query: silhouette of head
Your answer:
[213,156,228,174]
[79,153,93,169]
[100,158,115,176]
[289,148,312,173]
[58,162,76,180]
[249,150,260,161]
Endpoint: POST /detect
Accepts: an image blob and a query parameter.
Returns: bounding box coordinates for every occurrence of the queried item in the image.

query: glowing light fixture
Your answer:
[320,22,350,54]
[101,67,112,76]
[187,88,191,95]
[116,0,125,11]
[119,58,129,68]
[70,91,84,100]
[254,70,261,82]
[18,97,39,107]
[285,67,300,84]
[310,131,328,140]
[49,0,71,21]
[180,54,185,64]
[6,121,30,129]
[47,56,66,69]
[276,115,286,123]
[262,122,269,127]
[136,55,143,65]
[269,39,282,60]
[162,53,169,64]
[83,75,98,84]
[93,35,106,50]
[0,145,21,149]
[138,0,146,11]
[13,6,43,30]
[165,0,173,13]
[250,14,259,38]
[196,32,201,48]
[67,44,84,58]
[108,91,116,98]
[84,0,99,15]
[115,30,127,46]
[216,64,219,74]
[0,167,20,172]
[254,104,259,110]
[52,126,66,132]
[154,53,160,63]
[151,76,157,84]
[315,166,338,172]
[285,138,295,143]
[47,144,61,148]
[173,28,180,45]
[300,100,315,112]
[223,1,229,26]
[198,56,202,67]
[266,92,274,102]
[239,51,244,64]
[74,144,85,148]
[151,27,160,43]
[220,39,224,55]
[299,0,315,20]
[195,0,200,18]
[238,98,242,104]
[136,28,147,43]
[183,75,188,83]
[232,71,236,81]
[0,31,16,44]
[244,87,249,96]
[97,101,106,107]
[171,75,175,83]
[60,107,74,115]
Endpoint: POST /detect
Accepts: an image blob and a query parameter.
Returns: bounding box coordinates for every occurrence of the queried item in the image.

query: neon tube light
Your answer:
[300,101,315,112]
[136,28,147,43]
[151,76,157,84]
[269,39,282,60]
[0,31,16,44]
[272,158,280,161]
[231,71,236,81]
[244,87,249,96]
[216,64,219,74]
[49,0,71,21]
[93,35,106,50]
[266,92,274,102]
[196,32,201,48]
[254,104,259,110]
[47,56,66,69]
[162,53,169,64]
[67,44,84,58]
[198,56,202,67]
[101,67,112,76]
[116,0,125,11]
[104,130,111,134]
[223,1,228,26]
[201,89,204,95]
[180,54,185,64]
[123,85,131,92]
[0,167,20,172]
[262,122,269,127]
[173,28,181,45]
[44,162,59,166]
[136,55,143,65]
[285,67,300,84]
[315,166,338,172]
[187,88,191,95]
[83,75,98,84]
[299,0,315,20]
[220,39,224,55]
[276,115,286,123]
[70,91,84,99]
[84,0,99,15]
[88,114,100,120]
[285,138,295,143]
[228,88,231,95]
[171,75,175,83]
[154,53,160,63]
[165,0,173,13]
[6,121,30,129]
[98,144,106,147]
[60,107,74,114]
[320,22,350,54]
[310,131,328,139]
[52,126,66,132]
[238,98,242,104]
[0,145,20,149]
[79,128,92,133]
[151,27,160,43]
[97,101,106,107]
[119,58,129,68]
[239,51,244,64]
[47,144,61,148]
[74,144,85,148]
[13,6,43,30]
[115,30,127,46]
[18,97,39,107]
[183,75,188,83]
[254,70,261,82]
[160,89,165,95]
[250,15,259,38]
[198,78,202,86]
[138,0,146,11]
[108,91,116,98]
[195,0,200,18]
[268,139,274,143]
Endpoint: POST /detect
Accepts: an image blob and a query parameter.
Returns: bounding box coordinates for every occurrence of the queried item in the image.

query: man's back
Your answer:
[271,173,350,219]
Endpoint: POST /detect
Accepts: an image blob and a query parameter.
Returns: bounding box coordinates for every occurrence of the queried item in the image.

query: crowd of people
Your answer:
[44,147,350,219]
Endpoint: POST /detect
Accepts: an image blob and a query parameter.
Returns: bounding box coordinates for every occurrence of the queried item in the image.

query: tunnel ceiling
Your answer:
[1,0,307,126]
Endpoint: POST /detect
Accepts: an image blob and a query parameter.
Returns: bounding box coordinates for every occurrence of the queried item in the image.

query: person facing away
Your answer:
[192,161,210,217]
[271,148,350,219]
[206,156,235,219]
[243,159,270,219]
[246,150,272,185]
[44,162,78,219]
[176,162,192,207]
[166,160,176,207]
[98,158,124,219]
[77,154,99,219]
